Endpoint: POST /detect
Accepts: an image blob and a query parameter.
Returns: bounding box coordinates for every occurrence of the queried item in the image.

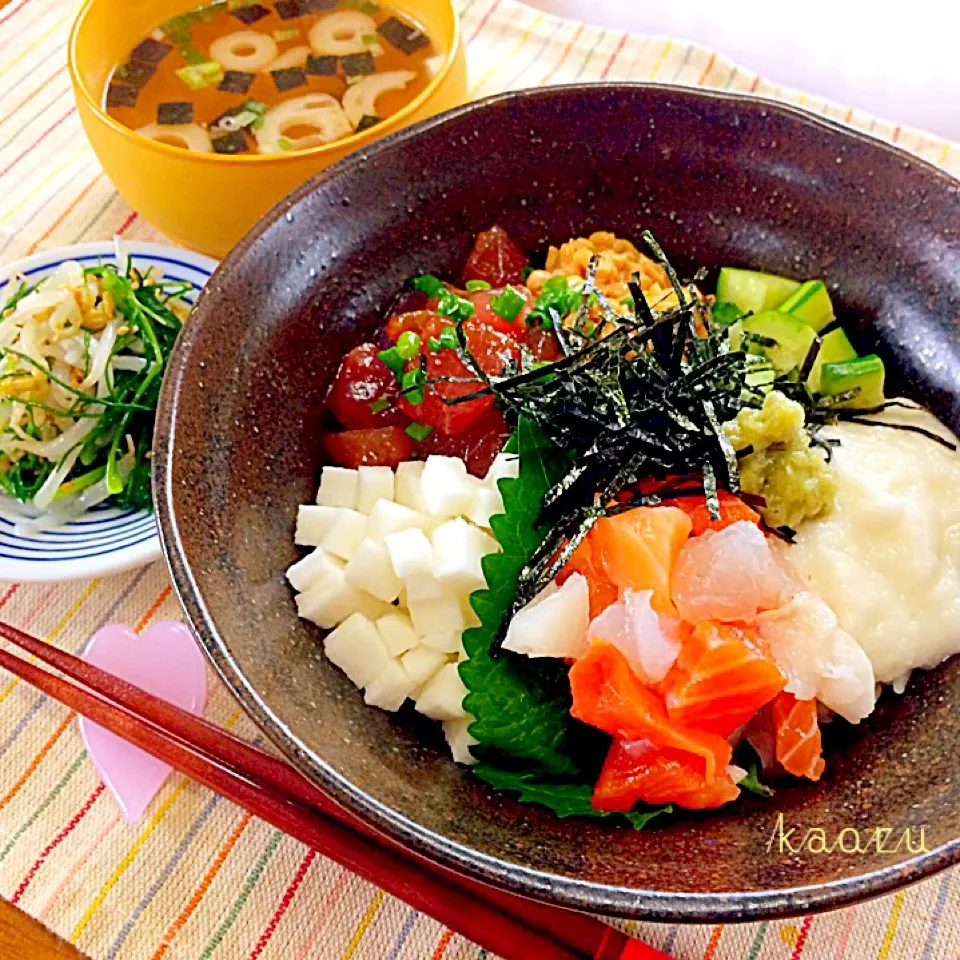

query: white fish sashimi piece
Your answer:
[502,575,588,659]
[671,521,797,622]
[757,592,876,723]
[588,589,680,684]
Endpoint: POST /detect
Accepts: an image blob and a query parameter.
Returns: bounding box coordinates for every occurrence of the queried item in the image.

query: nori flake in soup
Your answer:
[229,2,270,24]
[130,37,172,65]
[271,66,307,91]
[218,70,255,94]
[306,54,338,75]
[356,114,381,131]
[157,101,194,124]
[106,82,138,108]
[274,0,306,18]
[211,130,250,154]
[377,16,430,54]
[117,60,157,88]
[341,51,375,76]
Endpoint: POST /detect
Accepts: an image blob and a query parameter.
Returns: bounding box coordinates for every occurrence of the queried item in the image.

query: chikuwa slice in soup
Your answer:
[105,0,438,155]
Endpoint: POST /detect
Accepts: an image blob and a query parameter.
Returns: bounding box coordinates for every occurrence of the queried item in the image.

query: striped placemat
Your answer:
[0,1,957,958]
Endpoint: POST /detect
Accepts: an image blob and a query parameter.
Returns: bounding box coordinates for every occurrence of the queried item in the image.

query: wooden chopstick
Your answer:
[0,622,668,960]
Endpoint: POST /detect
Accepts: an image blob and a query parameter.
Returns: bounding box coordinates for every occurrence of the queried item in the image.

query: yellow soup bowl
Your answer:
[68,0,466,258]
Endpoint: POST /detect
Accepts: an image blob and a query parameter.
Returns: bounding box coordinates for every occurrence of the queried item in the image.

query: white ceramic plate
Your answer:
[0,241,217,583]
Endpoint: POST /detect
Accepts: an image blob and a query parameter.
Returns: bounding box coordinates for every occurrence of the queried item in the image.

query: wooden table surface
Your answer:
[0,898,86,958]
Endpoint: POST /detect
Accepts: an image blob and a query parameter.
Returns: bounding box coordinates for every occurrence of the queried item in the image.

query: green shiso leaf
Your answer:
[459,415,581,776]
[739,764,774,798]
[474,765,671,828]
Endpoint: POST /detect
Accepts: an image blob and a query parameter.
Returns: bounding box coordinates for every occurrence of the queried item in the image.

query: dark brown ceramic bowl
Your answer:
[154,84,960,922]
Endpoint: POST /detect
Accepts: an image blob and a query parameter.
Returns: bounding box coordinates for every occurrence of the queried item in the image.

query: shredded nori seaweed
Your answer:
[105,82,138,109]
[355,114,381,132]
[130,37,172,65]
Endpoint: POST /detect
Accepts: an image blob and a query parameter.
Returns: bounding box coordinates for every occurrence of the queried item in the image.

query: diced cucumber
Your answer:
[716,267,800,316]
[806,328,857,394]
[780,280,835,332]
[741,310,817,375]
[819,355,885,408]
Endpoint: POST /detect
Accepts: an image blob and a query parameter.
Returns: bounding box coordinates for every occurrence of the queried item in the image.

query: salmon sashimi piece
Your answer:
[569,641,731,782]
[592,739,741,811]
[662,620,786,737]
[661,490,760,537]
[591,506,692,614]
[772,691,826,781]
[559,535,619,618]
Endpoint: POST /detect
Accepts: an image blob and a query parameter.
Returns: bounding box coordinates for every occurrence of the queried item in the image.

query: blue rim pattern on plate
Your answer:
[0,242,217,582]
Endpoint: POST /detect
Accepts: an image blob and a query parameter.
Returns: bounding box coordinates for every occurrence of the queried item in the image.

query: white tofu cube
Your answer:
[295,505,338,546]
[364,659,417,711]
[356,466,395,514]
[484,452,519,486]
[404,573,444,601]
[401,644,447,688]
[431,518,499,594]
[421,631,461,654]
[366,500,426,543]
[345,538,403,603]
[465,485,504,529]
[286,546,344,593]
[416,662,468,720]
[443,716,478,765]
[408,594,464,636]
[395,460,428,512]
[320,508,367,561]
[384,527,434,581]
[324,612,390,689]
[376,612,419,657]
[420,456,476,518]
[317,466,359,508]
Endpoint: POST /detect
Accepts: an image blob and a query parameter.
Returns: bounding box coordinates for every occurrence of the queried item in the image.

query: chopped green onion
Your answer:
[405,422,433,441]
[378,346,404,375]
[400,368,426,405]
[277,137,293,151]
[621,294,635,308]
[465,279,492,291]
[521,265,534,281]
[582,320,596,336]
[490,285,527,321]
[361,32,378,44]
[369,396,391,414]
[412,275,445,298]
[272,27,299,41]
[395,330,421,360]
[175,60,224,90]
[428,326,461,351]
[437,289,474,322]
[528,275,579,329]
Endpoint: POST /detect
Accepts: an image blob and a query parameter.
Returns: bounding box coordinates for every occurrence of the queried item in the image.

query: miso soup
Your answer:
[105,0,438,155]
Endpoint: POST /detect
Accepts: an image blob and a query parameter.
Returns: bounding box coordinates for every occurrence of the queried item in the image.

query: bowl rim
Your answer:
[67,0,463,166]
[0,240,217,583]
[155,81,960,921]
